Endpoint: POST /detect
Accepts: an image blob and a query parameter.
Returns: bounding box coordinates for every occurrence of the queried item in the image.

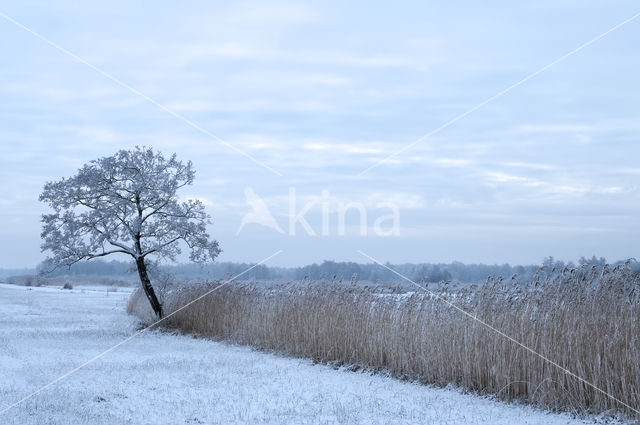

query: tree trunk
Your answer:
[135,256,163,318]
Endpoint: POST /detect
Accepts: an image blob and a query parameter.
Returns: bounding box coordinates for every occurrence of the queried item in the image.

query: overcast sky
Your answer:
[1,1,639,268]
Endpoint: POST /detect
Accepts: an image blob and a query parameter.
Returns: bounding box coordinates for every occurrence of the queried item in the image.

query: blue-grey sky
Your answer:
[1,1,639,268]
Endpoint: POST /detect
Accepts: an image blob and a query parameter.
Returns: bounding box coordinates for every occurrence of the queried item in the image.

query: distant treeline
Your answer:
[3,255,633,284]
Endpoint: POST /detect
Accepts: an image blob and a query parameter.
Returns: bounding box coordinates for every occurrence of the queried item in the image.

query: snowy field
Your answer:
[0,283,626,425]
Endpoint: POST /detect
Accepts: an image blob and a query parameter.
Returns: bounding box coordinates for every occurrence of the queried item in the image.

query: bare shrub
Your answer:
[128,264,640,417]
[6,275,44,287]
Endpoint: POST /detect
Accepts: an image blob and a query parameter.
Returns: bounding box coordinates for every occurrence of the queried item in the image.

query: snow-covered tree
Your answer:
[39,147,221,317]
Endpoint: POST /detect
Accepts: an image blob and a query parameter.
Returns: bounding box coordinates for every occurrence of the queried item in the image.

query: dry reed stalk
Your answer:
[127,265,640,418]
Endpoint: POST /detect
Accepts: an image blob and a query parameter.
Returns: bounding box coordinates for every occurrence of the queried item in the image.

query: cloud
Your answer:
[302,142,385,155]
[434,158,474,167]
[365,192,426,209]
[501,161,553,170]
[225,2,317,25]
[2,1,640,267]
[484,171,539,184]
[516,124,593,134]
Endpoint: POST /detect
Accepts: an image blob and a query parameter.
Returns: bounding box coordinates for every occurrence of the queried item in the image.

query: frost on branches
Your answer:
[39,146,221,317]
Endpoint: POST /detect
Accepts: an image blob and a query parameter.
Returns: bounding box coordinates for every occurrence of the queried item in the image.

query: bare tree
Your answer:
[39,146,221,317]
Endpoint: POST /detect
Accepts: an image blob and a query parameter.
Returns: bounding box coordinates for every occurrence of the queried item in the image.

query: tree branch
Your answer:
[142,236,182,257]
[87,249,133,259]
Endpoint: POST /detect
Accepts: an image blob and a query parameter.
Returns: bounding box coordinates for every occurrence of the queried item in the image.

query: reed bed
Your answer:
[127,264,640,417]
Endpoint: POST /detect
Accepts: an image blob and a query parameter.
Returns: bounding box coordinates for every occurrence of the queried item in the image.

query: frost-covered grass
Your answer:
[130,266,640,418]
[0,283,628,424]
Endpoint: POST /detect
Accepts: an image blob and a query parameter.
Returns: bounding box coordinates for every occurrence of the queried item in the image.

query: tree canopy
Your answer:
[40,146,221,317]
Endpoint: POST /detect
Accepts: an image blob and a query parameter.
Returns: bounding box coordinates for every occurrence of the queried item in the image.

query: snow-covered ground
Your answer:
[0,283,625,425]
